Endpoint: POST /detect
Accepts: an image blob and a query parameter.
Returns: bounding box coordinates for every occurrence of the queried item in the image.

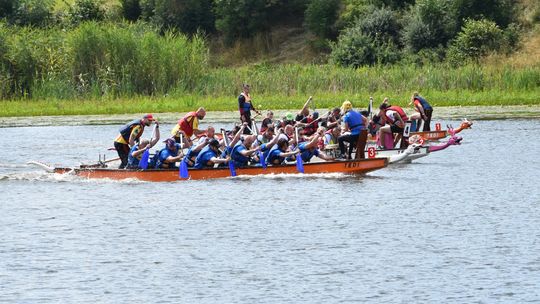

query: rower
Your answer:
[181,137,210,168]
[114,114,156,169]
[378,102,408,149]
[126,124,160,169]
[155,138,184,169]
[171,107,206,147]
[266,138,300,165]
[231,135,260,167]
[296,111,319,136]
[194,139,230,168]
[260,111,274,133]
[298,128,334,163]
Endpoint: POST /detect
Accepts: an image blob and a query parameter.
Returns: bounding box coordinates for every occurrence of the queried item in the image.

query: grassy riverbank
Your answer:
[1,89,539,117]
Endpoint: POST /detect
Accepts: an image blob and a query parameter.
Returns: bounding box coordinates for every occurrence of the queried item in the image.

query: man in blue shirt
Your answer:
[155,138,183,169]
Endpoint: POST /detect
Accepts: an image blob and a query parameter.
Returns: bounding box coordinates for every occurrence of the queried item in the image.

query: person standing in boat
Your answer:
[337,101,366,159]
[171,107,206,147]
[238,84,261,134]
[410,92,433,131]
[114,114,156,169]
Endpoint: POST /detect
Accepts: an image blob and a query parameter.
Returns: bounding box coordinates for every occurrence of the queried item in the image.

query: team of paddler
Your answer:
[113,84,433,170]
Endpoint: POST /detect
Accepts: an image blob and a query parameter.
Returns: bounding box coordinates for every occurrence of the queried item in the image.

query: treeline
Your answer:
[0,0,539,101]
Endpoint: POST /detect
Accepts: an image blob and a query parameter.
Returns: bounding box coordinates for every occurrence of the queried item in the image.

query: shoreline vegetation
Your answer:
[1,88,539,117]
[2,0,539,118]
[0,22,538,117]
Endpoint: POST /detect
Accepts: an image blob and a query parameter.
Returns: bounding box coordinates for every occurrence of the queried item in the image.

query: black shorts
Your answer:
[390,125,404,133]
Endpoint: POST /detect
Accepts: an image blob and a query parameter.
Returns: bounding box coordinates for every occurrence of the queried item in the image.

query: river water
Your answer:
[0,117,539,303]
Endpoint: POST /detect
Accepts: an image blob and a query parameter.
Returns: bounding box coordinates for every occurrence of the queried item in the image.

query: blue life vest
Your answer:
[415,96,432,111]
[182,147,199,167]
[156,144,180,169]
[344,110,364,135]
[194,146,218,169]
[266,148,285,165]
[238,93,252,116]
[119,119,144,143]
[127,144,141,168]
[231,142,250,167]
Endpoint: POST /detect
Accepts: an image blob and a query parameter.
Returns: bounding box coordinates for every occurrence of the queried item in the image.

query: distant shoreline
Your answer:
[1,105,539,128]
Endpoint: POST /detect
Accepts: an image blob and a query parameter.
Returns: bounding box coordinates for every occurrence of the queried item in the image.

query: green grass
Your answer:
[1,89,538,117]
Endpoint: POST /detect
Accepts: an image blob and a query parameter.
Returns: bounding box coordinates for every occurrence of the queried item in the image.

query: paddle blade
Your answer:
[228,161,237,177]
[139,149,150,169]
[179,160,189,179]
[259,150,266,168]
[296,155,304,173]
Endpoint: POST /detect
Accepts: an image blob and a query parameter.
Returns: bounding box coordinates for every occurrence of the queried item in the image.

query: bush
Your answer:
[402,0,456,52]
[447,19,504,64]
[214,0,268,44]
[330,25,401,67]
[304,0,340,39]
[10,0,53,27]
[68,0,105,26]
[357,6,401,44]
[151,0,214,34]
[120,0,141,21]
[0,0,16,19]
[452,0,516,29]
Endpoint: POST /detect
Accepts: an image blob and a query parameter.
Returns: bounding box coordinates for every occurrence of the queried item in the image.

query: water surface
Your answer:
[0,119,539,303]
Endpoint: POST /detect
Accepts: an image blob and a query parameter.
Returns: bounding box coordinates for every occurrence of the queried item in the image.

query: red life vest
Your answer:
[302,117,318,136]
[178,112,197,137]
[387,106,408,123]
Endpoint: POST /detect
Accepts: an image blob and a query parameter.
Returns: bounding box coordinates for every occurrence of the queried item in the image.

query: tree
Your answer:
[10,0,53,27]
[120,0,141,21]
[447,19,504,63]
[304,0,340,39]
[214,0,268,44]
[452,0,516,29]
[402,0,457,52]
[68,0,105,26]
[331,24,400,67]
[151,0,214,34]
[357,6,401,44]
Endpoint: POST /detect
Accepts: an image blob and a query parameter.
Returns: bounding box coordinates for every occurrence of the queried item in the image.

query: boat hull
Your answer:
[53,158,388,182]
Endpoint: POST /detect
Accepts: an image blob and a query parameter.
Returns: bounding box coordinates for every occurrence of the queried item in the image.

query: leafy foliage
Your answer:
[402,0,457,52]
[304,0,340,39]
[447,19,504,64]
[120,0,141,21]
[68,0,106,26]
[330,25,400,67]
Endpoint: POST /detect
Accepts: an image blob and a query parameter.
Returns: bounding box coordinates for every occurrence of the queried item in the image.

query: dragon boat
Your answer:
[30,158,388,182]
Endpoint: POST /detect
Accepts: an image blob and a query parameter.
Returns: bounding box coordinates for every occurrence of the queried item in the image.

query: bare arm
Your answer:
[149,123,160,148]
